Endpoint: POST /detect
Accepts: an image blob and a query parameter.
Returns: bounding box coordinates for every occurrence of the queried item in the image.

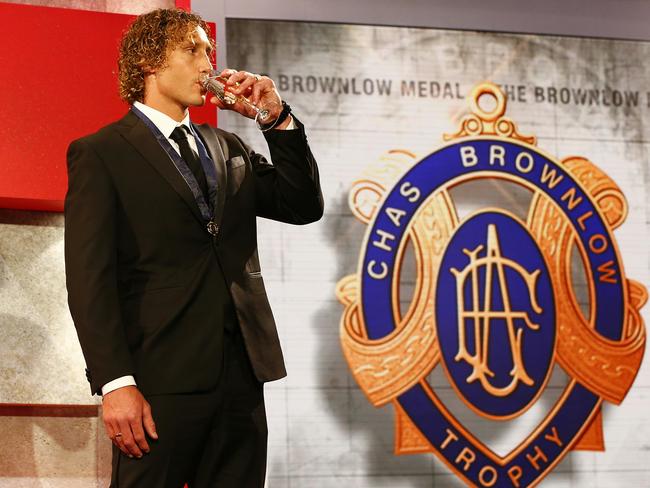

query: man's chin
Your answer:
[188,94,207,107]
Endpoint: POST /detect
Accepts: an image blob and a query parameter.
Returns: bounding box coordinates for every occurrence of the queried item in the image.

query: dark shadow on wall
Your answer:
[0,208,131,482]
[0,411,112,481]
[312,193,440,488]
[0,313,111,481]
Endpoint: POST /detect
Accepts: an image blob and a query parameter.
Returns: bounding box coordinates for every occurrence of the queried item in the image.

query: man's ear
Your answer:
[139,58,156,77]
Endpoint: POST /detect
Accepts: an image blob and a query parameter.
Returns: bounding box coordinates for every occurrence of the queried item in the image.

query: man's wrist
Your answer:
[101,375,137,396]
[257,101,292,132]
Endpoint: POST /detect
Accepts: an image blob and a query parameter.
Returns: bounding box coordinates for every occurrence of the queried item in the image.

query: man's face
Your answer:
[148,25,213,113]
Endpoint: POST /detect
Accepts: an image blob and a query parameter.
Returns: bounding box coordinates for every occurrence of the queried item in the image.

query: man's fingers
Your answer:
[225,71,259,97]
[210,96,227,109]
[118,419,143,458]
[113,432,129,456]
[142,402,159,440]
[105,421,121,449]
[212,69,281,118]
[225,70,248,86]
[101,386,152,459]
[232,77,255,96]
[130,418,150,454]
[251,82,264,106]
[210,96,248,116]
[107,421,130,456]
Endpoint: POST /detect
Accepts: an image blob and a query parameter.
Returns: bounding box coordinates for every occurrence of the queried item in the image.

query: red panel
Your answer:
[175,0,193,10]
[0,2,216,212]
[0,403,98,417]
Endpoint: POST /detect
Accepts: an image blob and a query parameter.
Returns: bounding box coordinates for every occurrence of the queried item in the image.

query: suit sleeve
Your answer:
[238,116,324,224]
[64,138,134,395]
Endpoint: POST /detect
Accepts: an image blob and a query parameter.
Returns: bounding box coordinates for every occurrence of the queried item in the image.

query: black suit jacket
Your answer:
[64,110,323,396]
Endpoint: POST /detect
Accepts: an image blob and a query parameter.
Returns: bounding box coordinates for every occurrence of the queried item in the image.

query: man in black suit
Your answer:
[64,8,322,487]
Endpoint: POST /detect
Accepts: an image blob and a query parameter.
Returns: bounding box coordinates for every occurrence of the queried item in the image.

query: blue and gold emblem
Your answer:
[336,83,646,487]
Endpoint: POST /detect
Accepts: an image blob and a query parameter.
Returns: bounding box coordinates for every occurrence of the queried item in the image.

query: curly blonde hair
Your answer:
[118,8,213,104]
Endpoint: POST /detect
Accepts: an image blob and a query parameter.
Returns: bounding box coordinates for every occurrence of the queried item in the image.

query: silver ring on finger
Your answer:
[254,74,262,81]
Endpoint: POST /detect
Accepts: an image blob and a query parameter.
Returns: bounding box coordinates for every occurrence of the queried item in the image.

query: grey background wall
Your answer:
[197,0,650,41]
[194,0,650,136]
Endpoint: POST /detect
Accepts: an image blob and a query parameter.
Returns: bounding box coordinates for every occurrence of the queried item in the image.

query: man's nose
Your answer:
[199,52,212,73]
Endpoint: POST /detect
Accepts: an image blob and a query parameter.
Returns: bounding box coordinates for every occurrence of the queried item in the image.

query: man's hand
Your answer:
[102,385,158,458]
[209,69,290,128]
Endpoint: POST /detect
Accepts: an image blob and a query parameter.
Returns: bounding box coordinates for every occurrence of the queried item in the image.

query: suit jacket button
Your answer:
[207,221,219,236]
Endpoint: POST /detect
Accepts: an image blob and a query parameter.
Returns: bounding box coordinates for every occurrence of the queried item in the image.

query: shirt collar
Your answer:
[133,101,192,138]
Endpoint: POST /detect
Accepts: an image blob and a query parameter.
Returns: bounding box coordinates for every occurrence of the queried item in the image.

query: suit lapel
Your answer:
[116,112,204,224]
[194,123,227,232]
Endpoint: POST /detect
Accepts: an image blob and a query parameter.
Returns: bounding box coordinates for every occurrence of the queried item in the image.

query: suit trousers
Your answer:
[110,327,268,488]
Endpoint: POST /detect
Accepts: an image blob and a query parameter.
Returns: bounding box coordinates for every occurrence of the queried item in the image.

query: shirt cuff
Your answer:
[284,115,297,130]
[101,375,136,396]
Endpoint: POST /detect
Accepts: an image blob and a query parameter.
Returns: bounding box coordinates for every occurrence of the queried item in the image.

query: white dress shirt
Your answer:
[134,101,198,156]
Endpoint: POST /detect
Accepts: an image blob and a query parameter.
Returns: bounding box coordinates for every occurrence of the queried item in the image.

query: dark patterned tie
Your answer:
[169,126,208,199]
